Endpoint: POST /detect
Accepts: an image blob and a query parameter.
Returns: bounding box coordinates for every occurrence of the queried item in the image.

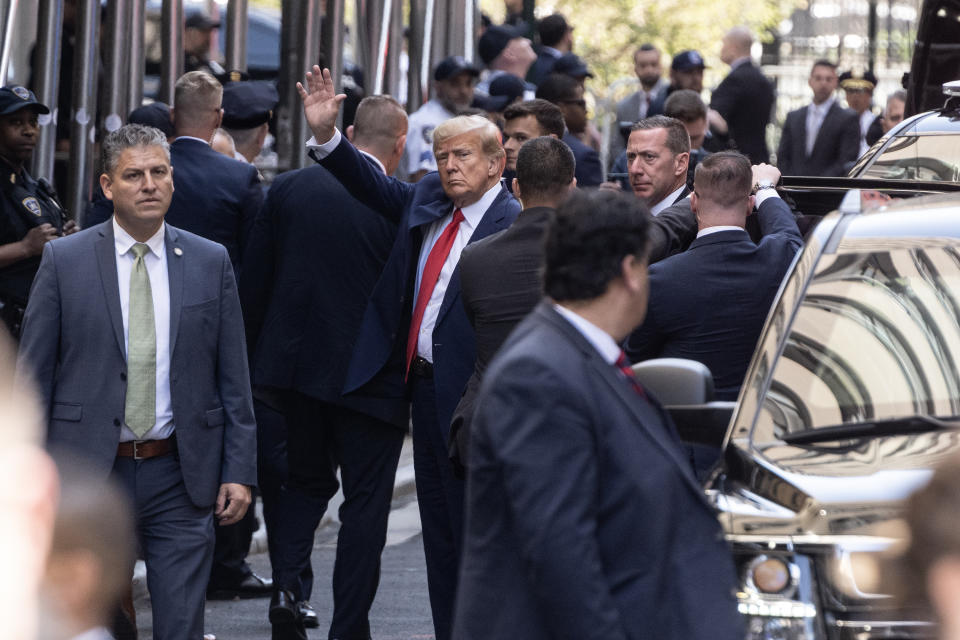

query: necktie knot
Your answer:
[131,243,150,260]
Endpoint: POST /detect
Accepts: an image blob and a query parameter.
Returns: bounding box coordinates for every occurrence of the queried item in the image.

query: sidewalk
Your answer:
[133,435,416,593]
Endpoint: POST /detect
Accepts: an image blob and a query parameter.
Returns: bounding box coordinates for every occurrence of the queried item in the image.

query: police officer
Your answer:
[221,80,279,172]
[0,86,75,340]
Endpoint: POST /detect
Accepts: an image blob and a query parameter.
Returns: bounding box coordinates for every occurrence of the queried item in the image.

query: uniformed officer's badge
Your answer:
[422,125,435,145]
[229,71,242,82]
[12,86,30,101]
[22,197,41,216]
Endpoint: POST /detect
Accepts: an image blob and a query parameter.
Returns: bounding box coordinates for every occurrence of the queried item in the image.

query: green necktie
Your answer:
[124,243,156,438]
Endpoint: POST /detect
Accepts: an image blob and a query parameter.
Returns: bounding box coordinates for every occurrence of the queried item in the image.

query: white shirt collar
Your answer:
[173,135,211,146]
[696,225,746,238]
[70,627,114,640]
[553,303,621,365]
[113,218,165,258]
[541,45,562,58]
[458,181,502,230]
[650,185,687,216]
[811,96,835,115]
[358,149,386,174]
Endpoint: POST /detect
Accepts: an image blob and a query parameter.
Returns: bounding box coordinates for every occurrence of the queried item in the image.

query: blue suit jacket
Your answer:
[454,302,742,639]
[562,132,603,187]
[240,160,404,425]
[626,197,803,399]
[17,222,257,508]
[164,138,263,274]
[313,138,521,437]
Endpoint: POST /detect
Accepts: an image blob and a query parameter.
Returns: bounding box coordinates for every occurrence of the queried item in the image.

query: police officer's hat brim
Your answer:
[0,102,50,116]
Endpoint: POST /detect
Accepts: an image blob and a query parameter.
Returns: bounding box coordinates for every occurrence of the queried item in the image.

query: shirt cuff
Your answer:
[305,128,342,160]
[755,188,781,208]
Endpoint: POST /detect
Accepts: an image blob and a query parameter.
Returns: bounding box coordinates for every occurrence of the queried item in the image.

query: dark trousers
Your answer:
[256,397,314,600]
[271,393,404,640]
[209,495,256,587]
[411,375,464,640]
[112,452,215,640]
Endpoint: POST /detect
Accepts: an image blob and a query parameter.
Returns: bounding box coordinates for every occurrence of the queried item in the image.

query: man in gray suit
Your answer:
[17,124,257,640]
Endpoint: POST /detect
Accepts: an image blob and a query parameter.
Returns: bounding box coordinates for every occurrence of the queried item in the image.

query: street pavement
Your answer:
[133,436,435,639]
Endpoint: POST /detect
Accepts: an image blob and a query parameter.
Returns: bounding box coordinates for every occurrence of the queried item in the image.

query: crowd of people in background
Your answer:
[0,6,945,640]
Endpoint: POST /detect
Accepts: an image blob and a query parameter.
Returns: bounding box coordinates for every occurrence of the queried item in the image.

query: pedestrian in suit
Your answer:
[614,44,668,150]
[17,124,257,640]
[624,115,691,213]
[449,135,576,470]
[297,66,521,640]
[453,188,742,640]
[529,13,573,86]
[241,95,409,640]
[165,71,263,274]
[626,155,802,400]
[709,27,775,164]
[777,60,861,177]
[536,73,603,187]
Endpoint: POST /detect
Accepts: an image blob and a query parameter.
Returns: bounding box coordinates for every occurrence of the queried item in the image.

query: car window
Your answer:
[754,243,960,443]
[860,134,960,182]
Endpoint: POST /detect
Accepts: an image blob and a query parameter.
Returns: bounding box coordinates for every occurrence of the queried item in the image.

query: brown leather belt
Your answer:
[410,356,434,379]
[117,436,177,460]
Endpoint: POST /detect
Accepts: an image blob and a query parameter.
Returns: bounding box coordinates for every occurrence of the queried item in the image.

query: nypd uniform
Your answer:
[0,86,65,338]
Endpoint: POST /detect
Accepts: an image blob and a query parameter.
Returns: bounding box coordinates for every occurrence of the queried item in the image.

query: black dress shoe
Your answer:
[297,601,319,628]
[269,588,299,625]
[208,572,274,600]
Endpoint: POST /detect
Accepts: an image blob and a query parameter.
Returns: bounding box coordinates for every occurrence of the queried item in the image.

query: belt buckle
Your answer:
[132,440,145,460]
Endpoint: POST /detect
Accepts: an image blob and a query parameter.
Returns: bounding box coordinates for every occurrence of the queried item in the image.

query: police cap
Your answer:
[222,81,280,129]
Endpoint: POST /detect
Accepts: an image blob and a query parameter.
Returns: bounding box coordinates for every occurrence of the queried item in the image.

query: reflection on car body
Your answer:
[643,193,960,638]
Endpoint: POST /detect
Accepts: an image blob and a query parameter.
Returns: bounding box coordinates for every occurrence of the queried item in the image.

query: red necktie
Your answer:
[405,208,465,377]
[616,351,647,398]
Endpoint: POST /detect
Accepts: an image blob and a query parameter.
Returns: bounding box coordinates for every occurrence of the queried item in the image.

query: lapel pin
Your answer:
[174,247,183,256]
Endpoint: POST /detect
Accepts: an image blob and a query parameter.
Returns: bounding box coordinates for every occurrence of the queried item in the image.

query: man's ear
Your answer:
[215,108,223,130]
[394,133,407,157]
[99,174,113,201]
[346,125,355,142]
[675,151,690,176]
[512,177,521,201]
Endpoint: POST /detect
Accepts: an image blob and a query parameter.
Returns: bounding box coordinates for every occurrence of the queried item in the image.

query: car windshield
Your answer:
[860,134,960,182]
[757,243,960,443]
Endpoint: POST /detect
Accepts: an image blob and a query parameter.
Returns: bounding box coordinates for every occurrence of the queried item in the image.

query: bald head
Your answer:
[721,26,753,65]
[347,95,409,176]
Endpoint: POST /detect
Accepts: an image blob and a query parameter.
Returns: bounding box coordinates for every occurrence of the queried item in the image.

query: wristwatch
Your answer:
[753,179,777,194]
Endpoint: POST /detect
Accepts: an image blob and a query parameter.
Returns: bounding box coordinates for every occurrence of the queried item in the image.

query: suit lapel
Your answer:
[165,225,184,355]
[798,106,809,157]
[435,188,515,325]
[95,222,126,358]
[537,304,709,501]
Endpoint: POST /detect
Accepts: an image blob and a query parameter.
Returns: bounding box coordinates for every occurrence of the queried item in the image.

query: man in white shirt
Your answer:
[17,124,256,640]
[297,66,520,640]
[625,115,691,215]
[404,56,479,182]
[777,60,860,176]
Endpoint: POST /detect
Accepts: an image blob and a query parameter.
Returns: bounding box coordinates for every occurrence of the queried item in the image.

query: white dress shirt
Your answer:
[113,219,173,442]
[70,627,115,640]
[553,304,620,365]
[651,184,687,216]
[858,109,874,155]
[305,131,386,176]
[805,97,835,156]
[696,225,746,239]
[414,182,502,362]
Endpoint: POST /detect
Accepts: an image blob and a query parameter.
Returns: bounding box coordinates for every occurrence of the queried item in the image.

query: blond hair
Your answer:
[432,115,505,161]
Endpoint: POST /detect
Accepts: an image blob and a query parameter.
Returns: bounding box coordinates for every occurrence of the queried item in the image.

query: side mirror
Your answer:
[631,357,714,405]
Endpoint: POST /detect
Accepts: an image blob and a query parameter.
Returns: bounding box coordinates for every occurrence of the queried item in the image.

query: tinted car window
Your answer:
[859,134,960,182]
[756,244,960,442]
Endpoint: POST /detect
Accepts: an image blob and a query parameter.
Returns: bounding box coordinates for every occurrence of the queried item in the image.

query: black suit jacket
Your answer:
[239,160,401,423]
[314,137,521,438]
[710,61,775,164]
[562,132,603,187]
[164,138,263,274]
[626,196,802,399]
[529,50,559,86]
[454,302,742,640]
[777,102,861,177]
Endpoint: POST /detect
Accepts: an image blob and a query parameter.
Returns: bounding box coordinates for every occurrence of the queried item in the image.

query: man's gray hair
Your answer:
[101,124,170,175]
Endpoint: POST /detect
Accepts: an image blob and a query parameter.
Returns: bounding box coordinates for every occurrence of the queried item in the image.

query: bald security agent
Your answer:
[16,124,256,640]
[299,66,520,640]
[0,86,76,339]
[243,95,409,640]
[454,189,742,640]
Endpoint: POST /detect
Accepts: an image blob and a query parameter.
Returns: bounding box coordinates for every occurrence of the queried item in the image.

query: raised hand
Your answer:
[297,65,347,145]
